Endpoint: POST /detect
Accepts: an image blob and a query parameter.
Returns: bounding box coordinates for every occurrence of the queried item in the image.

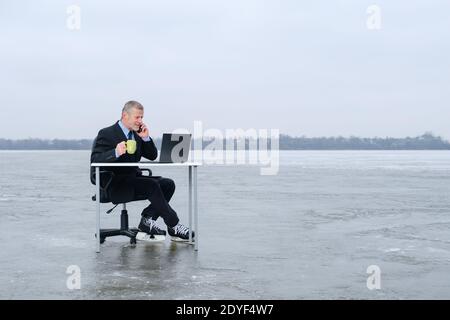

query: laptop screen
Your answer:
[159,133,191,163]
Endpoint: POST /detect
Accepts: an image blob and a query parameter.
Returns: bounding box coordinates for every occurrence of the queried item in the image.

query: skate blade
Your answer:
[136,232,166,242]
[170,236,194,243]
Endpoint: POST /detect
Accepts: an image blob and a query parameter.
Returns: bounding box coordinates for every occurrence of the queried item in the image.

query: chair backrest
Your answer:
[90,136,114,203]
[91,171,114,203]
[89,136,98,185]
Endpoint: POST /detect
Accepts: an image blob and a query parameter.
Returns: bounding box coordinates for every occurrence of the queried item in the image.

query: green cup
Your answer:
[126,140,136,154]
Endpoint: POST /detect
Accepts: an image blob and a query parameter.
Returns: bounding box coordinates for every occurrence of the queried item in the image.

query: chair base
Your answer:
[99,228,139,244]
[97,208,140,245]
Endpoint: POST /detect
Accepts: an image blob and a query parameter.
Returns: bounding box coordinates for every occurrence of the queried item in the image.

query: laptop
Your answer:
[158,133,192,163]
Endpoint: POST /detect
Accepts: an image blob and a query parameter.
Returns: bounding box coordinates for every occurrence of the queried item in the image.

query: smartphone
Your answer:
[137,125,143,133]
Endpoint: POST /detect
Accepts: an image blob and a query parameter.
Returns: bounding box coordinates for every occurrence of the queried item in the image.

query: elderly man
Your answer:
[90,100,194,241]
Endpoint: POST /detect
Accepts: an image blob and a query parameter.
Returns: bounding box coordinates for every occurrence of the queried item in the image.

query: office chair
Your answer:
[91,168,153,245]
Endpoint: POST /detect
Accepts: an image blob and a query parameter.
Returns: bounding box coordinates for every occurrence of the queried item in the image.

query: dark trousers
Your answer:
[133,177,179,228]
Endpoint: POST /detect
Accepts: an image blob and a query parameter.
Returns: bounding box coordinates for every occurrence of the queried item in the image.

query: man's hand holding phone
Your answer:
[136,123,149,139]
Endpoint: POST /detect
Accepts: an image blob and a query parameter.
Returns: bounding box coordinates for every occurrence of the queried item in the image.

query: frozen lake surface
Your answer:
[0,150,449,299]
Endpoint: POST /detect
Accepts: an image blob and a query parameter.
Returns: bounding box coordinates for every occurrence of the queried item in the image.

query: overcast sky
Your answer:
[0,0,449,140]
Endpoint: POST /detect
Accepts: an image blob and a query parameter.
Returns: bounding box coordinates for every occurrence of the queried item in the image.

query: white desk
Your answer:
[91,161,201,252]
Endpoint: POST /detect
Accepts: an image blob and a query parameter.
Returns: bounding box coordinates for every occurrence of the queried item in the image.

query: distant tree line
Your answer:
[0,138,94,150]
[278,132,450,150]
[0,133,449,150]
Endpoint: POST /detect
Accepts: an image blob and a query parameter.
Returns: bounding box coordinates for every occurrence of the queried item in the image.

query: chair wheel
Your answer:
[130,237,137,244]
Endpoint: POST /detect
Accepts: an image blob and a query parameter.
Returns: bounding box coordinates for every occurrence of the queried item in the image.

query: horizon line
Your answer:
[0,132,448,141]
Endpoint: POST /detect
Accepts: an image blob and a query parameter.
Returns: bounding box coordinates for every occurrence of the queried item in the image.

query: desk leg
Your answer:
[193,165,198,251]
[96,166,101,253]
[188,166,193,244]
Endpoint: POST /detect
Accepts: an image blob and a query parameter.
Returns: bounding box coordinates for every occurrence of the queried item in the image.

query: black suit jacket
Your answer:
[90,121,158,203]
